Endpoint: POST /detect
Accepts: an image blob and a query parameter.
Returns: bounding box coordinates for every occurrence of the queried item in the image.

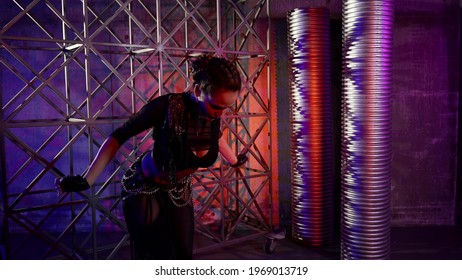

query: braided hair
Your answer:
[190,55,241,97]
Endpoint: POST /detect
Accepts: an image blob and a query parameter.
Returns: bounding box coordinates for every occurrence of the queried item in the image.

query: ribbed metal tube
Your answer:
[341,0,394,259]
[288,7,333,246]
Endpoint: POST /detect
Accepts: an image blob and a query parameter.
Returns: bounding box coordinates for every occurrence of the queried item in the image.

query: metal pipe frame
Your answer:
[0,0,271,259]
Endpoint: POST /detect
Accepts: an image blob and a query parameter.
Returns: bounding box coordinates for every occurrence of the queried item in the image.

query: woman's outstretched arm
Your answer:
[83,96,168,185]
[57,96,167,192]
[218,136,238,165]
[83,136,120,186]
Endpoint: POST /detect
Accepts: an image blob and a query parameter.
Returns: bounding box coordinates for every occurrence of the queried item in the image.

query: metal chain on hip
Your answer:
[167,175,193,207]
[122,154,193,207]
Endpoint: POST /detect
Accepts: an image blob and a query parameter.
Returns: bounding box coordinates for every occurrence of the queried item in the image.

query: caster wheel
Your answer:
[265,238,277,254]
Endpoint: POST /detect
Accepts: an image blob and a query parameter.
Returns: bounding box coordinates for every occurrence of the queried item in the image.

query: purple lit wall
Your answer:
[457,5,462,229]
[390,1,460,225]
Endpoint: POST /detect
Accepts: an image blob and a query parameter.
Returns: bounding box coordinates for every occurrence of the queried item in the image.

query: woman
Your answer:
[56,55,248,259]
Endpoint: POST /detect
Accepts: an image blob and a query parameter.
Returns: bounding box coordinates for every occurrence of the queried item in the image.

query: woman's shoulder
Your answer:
[177,92,201,109]
[157,92,196,103]
[143,92,183,108]
[143,92,201,115]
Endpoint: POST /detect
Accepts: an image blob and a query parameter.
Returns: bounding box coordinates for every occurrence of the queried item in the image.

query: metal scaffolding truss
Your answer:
[0,0,271,259]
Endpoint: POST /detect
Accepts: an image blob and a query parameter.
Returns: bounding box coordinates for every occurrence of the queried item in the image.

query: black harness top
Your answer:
[110,93,221,180]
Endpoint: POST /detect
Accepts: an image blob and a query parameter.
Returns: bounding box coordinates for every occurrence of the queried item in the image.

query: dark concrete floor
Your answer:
[4,225,462,259]
[389,226,462,260]
[194,226,462,260]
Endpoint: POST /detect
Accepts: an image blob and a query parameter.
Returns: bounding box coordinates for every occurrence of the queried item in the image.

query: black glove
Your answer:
[231,153,248,167]
[56,175,90,193]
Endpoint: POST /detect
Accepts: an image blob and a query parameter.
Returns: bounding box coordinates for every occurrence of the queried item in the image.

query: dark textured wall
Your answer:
[273,18,292,232]
[390,0,459,225]
[455,6,462,229]
[272,0,460,227]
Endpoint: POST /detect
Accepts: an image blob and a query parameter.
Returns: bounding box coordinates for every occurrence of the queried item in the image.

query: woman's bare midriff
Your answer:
[141,151,199,185]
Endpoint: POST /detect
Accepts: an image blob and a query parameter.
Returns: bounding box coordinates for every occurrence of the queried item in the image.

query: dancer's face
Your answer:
[197,86,239,117]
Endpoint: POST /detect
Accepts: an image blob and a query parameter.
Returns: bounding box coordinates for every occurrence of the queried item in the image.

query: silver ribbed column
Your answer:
[341,0,394,259]
[288,7,333,246]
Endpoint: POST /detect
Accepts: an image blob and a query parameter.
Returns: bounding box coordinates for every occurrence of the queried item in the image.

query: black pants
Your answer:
[122,191,194,259]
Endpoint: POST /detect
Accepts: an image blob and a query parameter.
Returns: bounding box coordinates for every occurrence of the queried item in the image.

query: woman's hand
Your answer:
[55,175,90,194]
[230,153,248,167]
[218,136,249,167]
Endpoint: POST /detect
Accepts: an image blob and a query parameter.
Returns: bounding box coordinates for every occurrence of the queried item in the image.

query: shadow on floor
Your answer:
[4,226,462,259]
[390,226,462,260]
[194,226,462,260]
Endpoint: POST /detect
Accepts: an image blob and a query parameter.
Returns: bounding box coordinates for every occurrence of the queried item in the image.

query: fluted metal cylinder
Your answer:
[288,7,333,246]
[341,0,394,259]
